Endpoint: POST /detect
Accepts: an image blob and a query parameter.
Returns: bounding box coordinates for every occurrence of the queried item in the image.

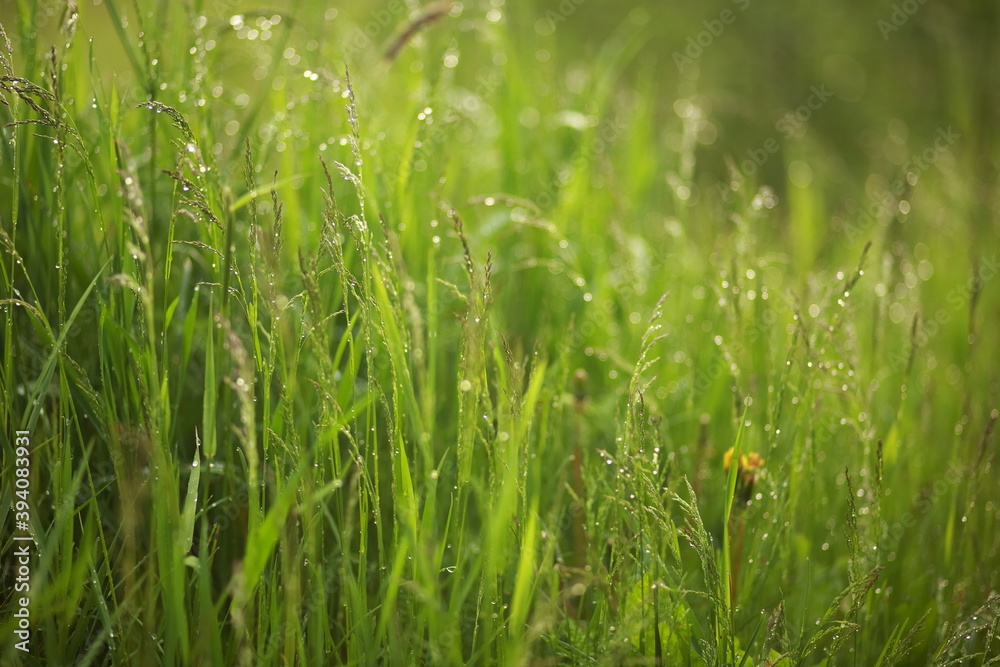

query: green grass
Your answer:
[1,1,999,665]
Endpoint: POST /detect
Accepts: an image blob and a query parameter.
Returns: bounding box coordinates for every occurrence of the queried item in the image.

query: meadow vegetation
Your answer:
[1,0,998,664]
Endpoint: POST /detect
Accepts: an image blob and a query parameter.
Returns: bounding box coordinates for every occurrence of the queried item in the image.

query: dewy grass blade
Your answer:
[722,402,748,659]
[179,434,202,555]
[20,259,111,432]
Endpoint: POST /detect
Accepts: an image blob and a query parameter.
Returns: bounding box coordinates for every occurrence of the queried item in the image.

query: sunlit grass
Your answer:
[1,1,998,665]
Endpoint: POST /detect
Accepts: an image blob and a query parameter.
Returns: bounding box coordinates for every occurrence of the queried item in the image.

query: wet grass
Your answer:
[1,1,998,665]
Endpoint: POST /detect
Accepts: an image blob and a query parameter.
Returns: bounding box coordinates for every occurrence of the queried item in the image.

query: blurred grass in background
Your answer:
[0,0,998,664]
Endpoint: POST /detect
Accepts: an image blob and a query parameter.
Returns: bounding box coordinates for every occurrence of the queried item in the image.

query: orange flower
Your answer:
[723,447,764,474]
[723,447,765,506]
[744,451,765,470]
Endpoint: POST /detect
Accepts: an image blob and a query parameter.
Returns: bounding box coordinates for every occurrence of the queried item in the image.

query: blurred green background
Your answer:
[5,0,996,249]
